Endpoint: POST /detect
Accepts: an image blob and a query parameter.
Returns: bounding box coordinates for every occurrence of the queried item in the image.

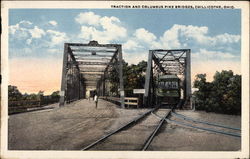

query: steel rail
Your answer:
[141,108,173,151]
[152,111,241,138]
[166,118,241,138]
[171,112,241,131]
[81,107,159,150]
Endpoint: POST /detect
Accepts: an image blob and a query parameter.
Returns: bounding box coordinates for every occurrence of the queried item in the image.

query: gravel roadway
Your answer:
[8,100,241,151]
[8,99,149,150]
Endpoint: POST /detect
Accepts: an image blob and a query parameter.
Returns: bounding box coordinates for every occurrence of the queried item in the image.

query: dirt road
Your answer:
[8,99,241,151]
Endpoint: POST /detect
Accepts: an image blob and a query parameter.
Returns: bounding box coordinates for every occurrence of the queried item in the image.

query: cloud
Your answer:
[123,24,240,65]
[19,20,33,27]
[76,12,127,43]
[134,28,157,44]
[159,24,240,49]
[123,52,148,65]
[123,40,143,51]
[192,49,239,61]
[48,20,58,26]
[123,28,161,53]
[9,20,33,35]
[213,33,240,45]
[9,20,69,55]
[9,24,30,39]
[46,30,69,46]
[9,21,46,46]
[29,26,45,38]
[75,12,101,26]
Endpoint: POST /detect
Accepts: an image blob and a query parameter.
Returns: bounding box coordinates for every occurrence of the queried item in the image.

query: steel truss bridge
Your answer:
[59,41,125,108]
[143,49,191,108]
[59,41,191,109]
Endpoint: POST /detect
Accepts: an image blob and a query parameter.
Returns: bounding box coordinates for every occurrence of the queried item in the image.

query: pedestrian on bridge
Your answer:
[94,94,98,108]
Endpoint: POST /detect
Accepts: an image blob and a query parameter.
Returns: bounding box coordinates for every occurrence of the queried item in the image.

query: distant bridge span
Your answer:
[59,40,125,108]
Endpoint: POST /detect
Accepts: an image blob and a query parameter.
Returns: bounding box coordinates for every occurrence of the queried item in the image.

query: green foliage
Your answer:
[51,91,60,98]
[8,85,60,105]
[108,60,147,96]
[8,85,22,100]
[193,70,241,115]
[124,61,147,96]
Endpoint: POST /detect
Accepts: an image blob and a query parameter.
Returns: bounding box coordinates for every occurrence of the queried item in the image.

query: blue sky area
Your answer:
[8,9,241,93]
[9,9,241,61]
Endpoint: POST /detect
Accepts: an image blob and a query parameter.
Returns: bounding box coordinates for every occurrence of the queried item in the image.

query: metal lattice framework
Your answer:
[59,41,125,107]
[143,49,191,107]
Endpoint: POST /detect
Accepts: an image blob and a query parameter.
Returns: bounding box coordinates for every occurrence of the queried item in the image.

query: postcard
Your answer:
[1,1,249,159]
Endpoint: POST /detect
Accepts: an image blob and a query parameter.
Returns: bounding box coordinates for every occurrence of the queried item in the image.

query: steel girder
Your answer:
[143,49,191,107]
[59,41,125,108]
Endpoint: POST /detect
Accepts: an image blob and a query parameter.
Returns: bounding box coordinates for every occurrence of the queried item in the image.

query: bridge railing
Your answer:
[124,97,139,108]
[99,96,139,108]
[8,100,41,114]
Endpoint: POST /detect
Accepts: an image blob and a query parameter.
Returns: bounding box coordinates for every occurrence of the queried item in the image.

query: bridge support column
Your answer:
[118,45,125,108]
[59,43,68,107]
[185,49,191,108]
[144,50,153,107]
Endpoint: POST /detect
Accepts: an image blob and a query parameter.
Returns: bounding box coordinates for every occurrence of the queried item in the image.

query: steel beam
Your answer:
[59,43,69,106]
[71,49,116,53]
[77,62,108,65]
[68,42,119,48]
[74,54,113,58]
[118,45,125,108]
[144,50,153,107]
[185,49,191,101]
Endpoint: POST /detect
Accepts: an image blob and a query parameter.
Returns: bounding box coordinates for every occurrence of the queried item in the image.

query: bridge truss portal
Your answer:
[59,41,125,108]
[143,49,191,107]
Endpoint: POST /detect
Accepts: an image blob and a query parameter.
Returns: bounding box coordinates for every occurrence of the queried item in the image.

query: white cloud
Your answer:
[29,26,45,39]
[123,52,148,65]
[75,12,101,26]
[19,20,33,27]
[49,20,58,26]
[9,23,21,35]
[123,24,240,66]
[76,12,127,43]
[192,49,238,61]
[123,40,143,51]
[159,24,240,49]
[134,28,157,44]
[47,30,68,46]
[160,24,210,48]
[213,33,240,44]
[26,39,32,45]
[123,28,161,53]
[9,23,30,39]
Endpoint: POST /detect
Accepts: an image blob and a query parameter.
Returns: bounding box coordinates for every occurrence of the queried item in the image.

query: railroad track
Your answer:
[150,111,241,138]
[81,104,177,151]
[169,111,241,137]
[81,100,240,151]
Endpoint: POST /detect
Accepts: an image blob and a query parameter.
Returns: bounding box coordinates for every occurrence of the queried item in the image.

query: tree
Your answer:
[124,60,147,96]
[8,85,22,100]
[51,91,60,97]
[107,60,147,96]
[193,70,241,115]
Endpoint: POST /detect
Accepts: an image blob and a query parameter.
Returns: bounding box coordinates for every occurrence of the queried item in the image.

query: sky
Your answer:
[9,9,241,94]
